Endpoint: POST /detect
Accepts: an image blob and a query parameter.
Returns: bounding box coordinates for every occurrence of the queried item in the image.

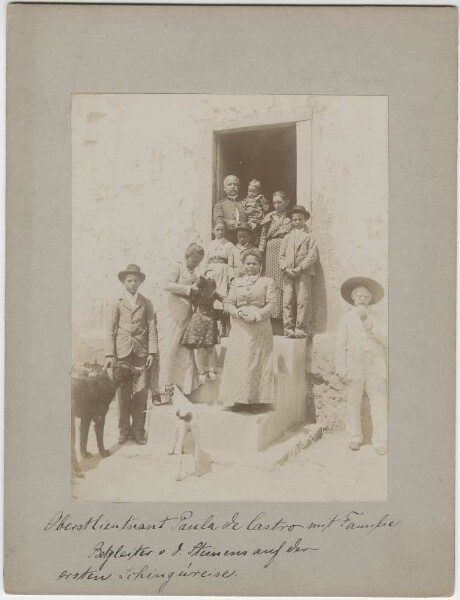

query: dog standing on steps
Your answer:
[71,362,142,478]
[167,385,212,481]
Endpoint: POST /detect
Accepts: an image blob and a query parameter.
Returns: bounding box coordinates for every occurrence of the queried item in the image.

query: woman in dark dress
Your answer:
[182,276,223,385]
[258,191,292,335]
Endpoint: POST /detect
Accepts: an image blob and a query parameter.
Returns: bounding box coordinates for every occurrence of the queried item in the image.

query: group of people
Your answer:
[104,240,278,447]
[212,175,318,339]
[103,174,387,456]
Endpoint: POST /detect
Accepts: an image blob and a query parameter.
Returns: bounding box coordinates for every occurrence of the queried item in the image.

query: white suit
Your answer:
[335,309,388,447]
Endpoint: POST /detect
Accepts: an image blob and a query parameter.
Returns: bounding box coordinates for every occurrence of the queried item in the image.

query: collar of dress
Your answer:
[239,274,260,286]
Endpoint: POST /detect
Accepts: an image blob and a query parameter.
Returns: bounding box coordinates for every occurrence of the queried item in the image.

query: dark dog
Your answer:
[71,362,142,478]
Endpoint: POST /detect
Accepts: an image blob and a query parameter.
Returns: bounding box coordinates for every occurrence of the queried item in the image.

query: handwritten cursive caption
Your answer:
[44,510,402,592]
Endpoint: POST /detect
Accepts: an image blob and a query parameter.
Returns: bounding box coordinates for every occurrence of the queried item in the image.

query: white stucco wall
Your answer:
[310,96,388,331]
[72,94,387,362]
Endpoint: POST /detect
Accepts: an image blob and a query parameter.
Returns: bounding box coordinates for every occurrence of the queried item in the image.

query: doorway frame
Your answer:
[198,106,313,245]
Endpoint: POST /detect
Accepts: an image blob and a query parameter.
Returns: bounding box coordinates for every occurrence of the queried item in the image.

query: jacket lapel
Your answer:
[119,296,133,312]
[294,230,309,252]
[131,293,144,315]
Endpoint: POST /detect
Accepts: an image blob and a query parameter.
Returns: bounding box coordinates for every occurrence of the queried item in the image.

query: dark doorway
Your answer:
[214,124,297,211]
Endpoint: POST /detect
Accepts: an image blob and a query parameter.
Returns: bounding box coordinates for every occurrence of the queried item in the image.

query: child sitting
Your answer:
[242,179,269,244]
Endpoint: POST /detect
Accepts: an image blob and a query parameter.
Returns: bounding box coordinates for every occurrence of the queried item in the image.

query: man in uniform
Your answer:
[335,276,388,455]
[213,175,248,243]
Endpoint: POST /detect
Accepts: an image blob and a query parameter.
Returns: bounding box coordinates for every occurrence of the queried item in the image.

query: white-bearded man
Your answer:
[335,277,388,455]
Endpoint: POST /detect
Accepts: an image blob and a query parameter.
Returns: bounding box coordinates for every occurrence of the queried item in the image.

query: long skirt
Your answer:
[262,237,284,318]
[158,293,198,395]
[219,316,275,406]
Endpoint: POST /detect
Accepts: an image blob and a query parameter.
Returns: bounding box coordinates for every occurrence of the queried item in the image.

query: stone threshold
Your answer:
[210,423,323,471]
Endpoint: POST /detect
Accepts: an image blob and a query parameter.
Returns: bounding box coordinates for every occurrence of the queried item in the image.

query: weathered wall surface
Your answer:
[72,95,387,363]
[310,96,388,332]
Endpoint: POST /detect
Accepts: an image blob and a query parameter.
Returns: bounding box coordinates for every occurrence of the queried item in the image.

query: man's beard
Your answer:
[355,303,368,318]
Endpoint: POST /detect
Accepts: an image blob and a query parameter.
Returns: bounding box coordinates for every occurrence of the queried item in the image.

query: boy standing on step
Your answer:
[279,205,318,339]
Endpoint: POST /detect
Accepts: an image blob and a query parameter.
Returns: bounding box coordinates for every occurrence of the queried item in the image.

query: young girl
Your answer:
[182,275,224,385]
[198,219,234,379]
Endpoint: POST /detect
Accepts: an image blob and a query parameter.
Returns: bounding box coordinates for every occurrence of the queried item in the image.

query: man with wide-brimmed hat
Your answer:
[105,264,158,445]
[335,276,388,455]
[279,205,318,338]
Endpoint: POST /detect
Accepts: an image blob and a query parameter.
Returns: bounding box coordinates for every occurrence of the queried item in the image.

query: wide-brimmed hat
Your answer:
[118,264,146,282]
[340,277,384,305]
[288,205,311,220]
[235,222,254,235]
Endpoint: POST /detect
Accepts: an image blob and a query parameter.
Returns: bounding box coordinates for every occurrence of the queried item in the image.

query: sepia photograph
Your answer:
[6,5,455,594]
[71,93,388,503]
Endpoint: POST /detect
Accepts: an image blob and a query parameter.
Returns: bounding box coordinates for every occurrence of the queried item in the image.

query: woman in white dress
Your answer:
[158,243,204,397]
[201,219,234,301]
[197,219,235,380]
[219,249,276,408]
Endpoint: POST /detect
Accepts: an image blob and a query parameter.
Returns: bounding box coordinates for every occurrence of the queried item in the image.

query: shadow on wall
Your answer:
[312,251,327,334]
[361,396,373,445]
[305,343,316,424]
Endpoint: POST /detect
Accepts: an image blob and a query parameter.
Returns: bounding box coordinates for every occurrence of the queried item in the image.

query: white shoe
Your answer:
[198,372,207,386]
[207,371,216,381]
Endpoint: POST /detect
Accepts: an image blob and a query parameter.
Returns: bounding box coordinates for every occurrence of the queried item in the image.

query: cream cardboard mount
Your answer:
[4,5,456,596]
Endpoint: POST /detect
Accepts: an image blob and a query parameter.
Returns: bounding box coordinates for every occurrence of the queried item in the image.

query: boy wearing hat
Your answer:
[105,264,158,445]
[229,222,257,278]
[335,277,387,455]
[279,205,318,338]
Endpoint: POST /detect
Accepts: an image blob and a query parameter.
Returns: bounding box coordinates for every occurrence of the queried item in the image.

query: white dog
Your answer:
[167,385,212,481]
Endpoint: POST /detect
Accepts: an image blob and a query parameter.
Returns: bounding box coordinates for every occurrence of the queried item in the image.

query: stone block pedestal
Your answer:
[148,336,314,453]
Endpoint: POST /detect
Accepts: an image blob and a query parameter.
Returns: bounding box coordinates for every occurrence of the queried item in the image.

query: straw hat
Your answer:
[340,276,384,305]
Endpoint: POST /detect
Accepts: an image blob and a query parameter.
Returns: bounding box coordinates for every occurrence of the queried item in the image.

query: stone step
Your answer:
[148,336,315,452]
[147,402,273,453]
